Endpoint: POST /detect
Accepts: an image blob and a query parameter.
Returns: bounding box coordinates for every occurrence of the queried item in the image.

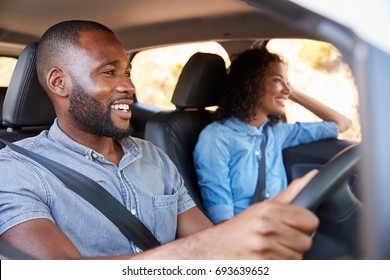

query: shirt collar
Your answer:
[47,119,142,163]
[224,117,269,136]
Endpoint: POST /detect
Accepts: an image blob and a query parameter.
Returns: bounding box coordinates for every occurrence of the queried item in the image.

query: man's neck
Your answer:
[58,120,125,166]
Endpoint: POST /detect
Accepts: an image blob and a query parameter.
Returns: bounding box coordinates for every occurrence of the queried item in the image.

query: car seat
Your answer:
[144,52,227,210]
[0,42,56,148]
[0,87,7,129]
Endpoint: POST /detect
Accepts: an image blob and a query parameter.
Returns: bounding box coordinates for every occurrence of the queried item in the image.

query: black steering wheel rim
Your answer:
[292,143,361,210]
[291,143,362,259]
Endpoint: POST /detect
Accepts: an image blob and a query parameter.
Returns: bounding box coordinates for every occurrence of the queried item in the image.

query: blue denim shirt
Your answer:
[0,120,195,256]
[194,117,338,223]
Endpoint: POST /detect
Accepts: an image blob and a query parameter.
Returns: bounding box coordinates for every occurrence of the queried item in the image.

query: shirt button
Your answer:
[131,209,136,215]
[135,247,142,253]
[255,150,260,156]
[265,193,270,199]
[91,152,98,159]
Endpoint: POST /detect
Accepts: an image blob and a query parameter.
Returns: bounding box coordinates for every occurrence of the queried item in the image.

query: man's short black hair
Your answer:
[36,20,113,87]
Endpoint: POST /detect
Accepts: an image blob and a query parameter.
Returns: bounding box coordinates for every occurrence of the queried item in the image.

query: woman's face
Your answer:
[257,61,291,117]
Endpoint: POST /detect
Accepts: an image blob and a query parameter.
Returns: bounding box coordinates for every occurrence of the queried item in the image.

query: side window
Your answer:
[131,40,360,142]
[131,42,230,110]
[267,39,361,142]
[0,56,17,87]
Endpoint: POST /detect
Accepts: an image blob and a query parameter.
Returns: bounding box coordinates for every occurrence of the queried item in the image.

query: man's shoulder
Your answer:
[0,131,49,154]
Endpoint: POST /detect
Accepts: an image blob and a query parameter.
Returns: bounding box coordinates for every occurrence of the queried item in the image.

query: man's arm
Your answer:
[135,170,319,260]
[0,170,318,260]
[0,206,213,259]
[1,218,82,259]
[176,207,214,238]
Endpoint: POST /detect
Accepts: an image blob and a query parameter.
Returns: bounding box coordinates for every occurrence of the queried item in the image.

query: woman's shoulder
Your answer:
[198,119,237,145]
[202,119,231,133]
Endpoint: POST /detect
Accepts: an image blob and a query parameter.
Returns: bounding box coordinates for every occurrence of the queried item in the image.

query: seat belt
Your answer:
[1,139,160,252]
[252,136,266,203]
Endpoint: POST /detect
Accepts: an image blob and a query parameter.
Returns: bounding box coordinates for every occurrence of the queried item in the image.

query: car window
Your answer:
[267,39,360,141]
[0,56,17,87]
[131,42,230,110]
[132,39,360,142]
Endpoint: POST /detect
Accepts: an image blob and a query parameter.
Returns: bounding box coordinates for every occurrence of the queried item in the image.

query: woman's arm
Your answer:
[289,88,352,133]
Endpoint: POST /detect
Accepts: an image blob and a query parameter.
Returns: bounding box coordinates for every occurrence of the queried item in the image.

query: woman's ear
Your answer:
[47,68,67,97]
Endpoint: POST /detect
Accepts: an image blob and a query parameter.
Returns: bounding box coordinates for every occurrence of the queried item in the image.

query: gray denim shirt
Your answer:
[0,120,195,257]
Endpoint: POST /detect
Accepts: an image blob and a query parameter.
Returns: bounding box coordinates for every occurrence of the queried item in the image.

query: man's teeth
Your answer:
[111,104,130,111]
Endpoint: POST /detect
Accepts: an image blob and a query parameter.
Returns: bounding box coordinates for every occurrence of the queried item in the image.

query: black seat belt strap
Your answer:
[1,139,160,251]
[252,136,266,204]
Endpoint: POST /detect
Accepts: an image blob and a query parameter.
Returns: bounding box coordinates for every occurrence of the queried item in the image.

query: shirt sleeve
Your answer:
[176,177,197,215]
[274,121,339,149]
[0,152,54,235]
[193,124,235,224]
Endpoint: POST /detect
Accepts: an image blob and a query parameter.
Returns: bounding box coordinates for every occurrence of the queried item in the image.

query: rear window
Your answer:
[131,42,230,110]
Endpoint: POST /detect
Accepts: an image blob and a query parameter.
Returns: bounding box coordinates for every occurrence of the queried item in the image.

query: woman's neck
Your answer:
[247,113,268,128]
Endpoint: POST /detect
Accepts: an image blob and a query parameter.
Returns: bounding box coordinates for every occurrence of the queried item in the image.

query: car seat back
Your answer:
[0,87,7,129]
[0,42,56,148]
[144,52,227,209]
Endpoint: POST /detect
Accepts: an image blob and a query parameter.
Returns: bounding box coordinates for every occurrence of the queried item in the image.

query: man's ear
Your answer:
[47,68,67,97]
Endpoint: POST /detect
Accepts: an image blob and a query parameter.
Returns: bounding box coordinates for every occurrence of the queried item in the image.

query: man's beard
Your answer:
[68,82,133,140]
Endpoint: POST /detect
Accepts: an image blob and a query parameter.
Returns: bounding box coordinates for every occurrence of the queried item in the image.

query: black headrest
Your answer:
[2,42,56,128]
[171,52,227,109]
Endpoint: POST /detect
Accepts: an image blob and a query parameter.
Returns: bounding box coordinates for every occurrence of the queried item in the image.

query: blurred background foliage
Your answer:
[298,41,342,72]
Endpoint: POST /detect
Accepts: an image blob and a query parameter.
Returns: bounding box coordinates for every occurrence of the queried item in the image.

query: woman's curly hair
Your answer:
[217,43,285,123]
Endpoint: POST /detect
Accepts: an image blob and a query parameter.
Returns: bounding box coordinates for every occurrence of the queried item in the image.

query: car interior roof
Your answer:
[0,0,310,53]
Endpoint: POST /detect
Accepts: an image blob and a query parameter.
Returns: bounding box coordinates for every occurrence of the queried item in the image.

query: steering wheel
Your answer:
[291,143,363,259]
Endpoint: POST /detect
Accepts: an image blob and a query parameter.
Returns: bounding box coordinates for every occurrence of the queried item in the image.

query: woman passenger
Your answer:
[193,43,352,224]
